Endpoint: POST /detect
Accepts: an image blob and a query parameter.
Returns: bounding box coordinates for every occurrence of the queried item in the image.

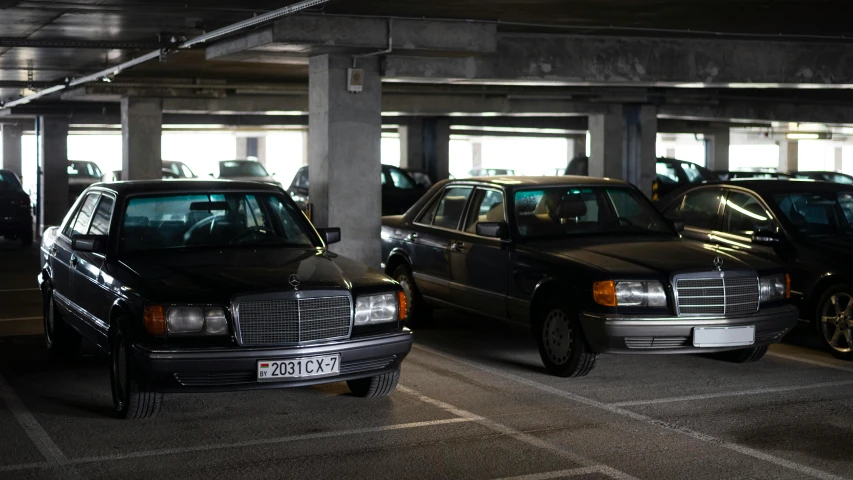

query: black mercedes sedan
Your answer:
[381,177,798,377]
[0,169,32,246]
[658,179,853,360]
[39,180,413,419]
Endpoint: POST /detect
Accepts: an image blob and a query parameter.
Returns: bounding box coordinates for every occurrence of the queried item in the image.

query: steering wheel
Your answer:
[230,226,270,244]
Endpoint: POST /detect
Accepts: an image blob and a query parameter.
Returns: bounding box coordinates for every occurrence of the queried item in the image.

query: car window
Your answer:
[388,167,415,189]
[722,191,774,235]
[830,174,853,185]
[681,188,723,230]
[219,161,269,177]
[180,165,195,178]
[120,192,316,253]
[464,189,505,233]
[774,191,853,237]
[65,193,100,237]
[432,187,473,229]
[681,163,706,184]
[88,196,114,236]
[380,171,387,186]
[656,162,679,184]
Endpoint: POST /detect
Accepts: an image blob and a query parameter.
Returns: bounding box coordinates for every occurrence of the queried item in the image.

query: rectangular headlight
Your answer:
[354,294,398,325]
[614,281,667,307]
[167,307,204,334]
[759,274,788,303]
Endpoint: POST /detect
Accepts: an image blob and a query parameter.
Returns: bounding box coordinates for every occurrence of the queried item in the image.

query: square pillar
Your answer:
[1,123,23,179]
[566,134,586,162]
[423,117,450,181]
[589,104,658,197]
[471,138,483,169]
[122,97,162,180]
[309,54,382,265]
[779,140,798,172]
[237,136,267,165]
[705,128,730,172]
[835,146,843,172]
[41,117,69,228]
[398,119,423,171]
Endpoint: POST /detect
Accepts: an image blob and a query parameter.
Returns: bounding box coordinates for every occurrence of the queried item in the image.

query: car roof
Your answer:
[449,175,630,188]
[89,179,283,196]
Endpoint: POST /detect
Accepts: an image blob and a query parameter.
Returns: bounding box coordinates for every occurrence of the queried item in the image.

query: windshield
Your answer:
[120,192,317,253]
[515,186,673,239]
[219,161,269,177]
[68,161,103,178]
[0,171,22,191]
[773,191,853,237]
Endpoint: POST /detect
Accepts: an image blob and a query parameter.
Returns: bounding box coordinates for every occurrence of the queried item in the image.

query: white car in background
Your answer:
[217,160,281,187]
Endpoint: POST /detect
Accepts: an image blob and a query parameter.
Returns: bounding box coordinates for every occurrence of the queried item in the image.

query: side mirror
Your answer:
[476,221,508,239]
[752,230,782,246]
[208,173,215,178]
[72,234,108,254]
[317,227,341,245]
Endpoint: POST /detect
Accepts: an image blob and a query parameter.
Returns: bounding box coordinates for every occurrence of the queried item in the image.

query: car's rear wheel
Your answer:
[815,285,853,360]
[712,345,768,363]
[43,288,81,355]
[347,367,400,398]
[535,301,597,377]
[393,264,431,327]
[110,319,163,419]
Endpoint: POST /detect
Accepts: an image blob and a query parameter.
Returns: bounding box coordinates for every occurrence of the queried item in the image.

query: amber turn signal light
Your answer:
[397,291,408,320]
[785,274,791,299]
[593,280,617,307]
[143,305,166,335]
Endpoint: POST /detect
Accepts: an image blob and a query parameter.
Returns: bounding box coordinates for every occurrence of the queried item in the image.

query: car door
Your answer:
[409,186,473,303]
[54,192,100,326]
[669,187,725,243]
[448,187,509,318]
[72,193,115,342]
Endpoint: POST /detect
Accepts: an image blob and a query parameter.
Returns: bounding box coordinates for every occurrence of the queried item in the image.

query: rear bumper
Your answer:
[132,331,413,393]
[0,215,31,235]
[579,305,798,354]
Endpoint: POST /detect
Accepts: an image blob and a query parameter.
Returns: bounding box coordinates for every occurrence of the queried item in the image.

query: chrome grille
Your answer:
[675,273,759,316]
[235,294,352,346]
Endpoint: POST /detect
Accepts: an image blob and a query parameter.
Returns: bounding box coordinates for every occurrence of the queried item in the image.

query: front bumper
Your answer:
[132,331,413,392]
[579,305,798,354]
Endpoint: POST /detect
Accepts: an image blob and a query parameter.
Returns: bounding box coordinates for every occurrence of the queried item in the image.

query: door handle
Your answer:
[70,255,78,268]
[450,241,465,252]
[405,233,418,242]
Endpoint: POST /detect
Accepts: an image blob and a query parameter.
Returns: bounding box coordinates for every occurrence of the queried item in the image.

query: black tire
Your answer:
[713,345,769,363]
[110,318,163,419]
[43,288,81,355]
[393,264,432,327]
[535,300,597,377]
[347,367,401,398]
[814,284,853,361]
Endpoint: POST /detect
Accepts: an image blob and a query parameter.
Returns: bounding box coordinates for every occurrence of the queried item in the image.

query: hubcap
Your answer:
[543,309,572,365]
[820,293,853,353]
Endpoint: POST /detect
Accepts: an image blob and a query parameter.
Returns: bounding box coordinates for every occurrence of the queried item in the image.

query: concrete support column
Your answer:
[309,54,382,265]
[835,146,843,172]
[41,117,69,228]
[705,128,731,172]
[779,140,799,172]
[471,138,483,169]
[566,134,586,161]
[237,136,267,165]
[398,119,424,171]
[589,104,657,197]
[423,117,451,181]
[1,123,23,179]
[121,97,162,180]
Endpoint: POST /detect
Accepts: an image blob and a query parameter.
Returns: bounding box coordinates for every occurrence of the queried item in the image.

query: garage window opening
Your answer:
[120,193,317,253]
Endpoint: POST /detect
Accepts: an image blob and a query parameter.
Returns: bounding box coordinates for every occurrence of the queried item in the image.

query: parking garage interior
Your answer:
[2,1,853,479]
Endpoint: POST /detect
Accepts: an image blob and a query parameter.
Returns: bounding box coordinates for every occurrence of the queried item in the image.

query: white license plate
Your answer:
[693,326,755,347]
[257,355,340,381]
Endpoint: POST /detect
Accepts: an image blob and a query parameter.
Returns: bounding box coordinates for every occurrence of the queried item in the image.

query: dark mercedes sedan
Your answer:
[658,179,853,360]
[0,169,32,246]
[39,180,412,419]
[381,177,797,377]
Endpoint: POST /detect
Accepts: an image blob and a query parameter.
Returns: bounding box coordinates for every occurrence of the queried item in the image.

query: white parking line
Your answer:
[0,317,41,323]
[399,385,639,480]
[768,352,853,374]
[0,373,81,479]
[413,344,848,480]
[494,466,618,480]
[609,379,853,407]
[0,417,475,473]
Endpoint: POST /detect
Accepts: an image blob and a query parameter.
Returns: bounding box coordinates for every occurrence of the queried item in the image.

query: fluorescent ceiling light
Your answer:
[786,133,820,140]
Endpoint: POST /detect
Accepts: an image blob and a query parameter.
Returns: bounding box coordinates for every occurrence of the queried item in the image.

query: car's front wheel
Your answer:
[393,264,431,327]
[816,285,853,360]
[43,288,81,355]
[535,301,597,377]
[347,367,400,398]
[110,319,163,419]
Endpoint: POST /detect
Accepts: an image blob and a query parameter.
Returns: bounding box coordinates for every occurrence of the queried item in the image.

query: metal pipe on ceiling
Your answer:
[0,0,329,110]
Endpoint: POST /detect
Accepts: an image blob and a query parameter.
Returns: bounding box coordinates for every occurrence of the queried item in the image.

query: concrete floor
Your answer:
[1,240,853,480]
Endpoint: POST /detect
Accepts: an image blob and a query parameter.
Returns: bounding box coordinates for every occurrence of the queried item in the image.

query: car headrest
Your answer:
[442,196,468,221]
[485,203,505,222]
[124,216,150,226]
[553,195,587,219]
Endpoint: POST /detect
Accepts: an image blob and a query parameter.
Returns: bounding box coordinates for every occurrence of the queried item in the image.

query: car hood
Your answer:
[523,236,781,278]
[116,248,392,303]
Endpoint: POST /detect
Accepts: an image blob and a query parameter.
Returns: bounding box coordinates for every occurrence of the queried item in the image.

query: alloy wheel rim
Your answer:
[543,309,572,365]
[820,293,853,353]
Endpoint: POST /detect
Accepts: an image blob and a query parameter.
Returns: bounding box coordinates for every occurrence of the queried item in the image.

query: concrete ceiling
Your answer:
[2,0,853,107]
